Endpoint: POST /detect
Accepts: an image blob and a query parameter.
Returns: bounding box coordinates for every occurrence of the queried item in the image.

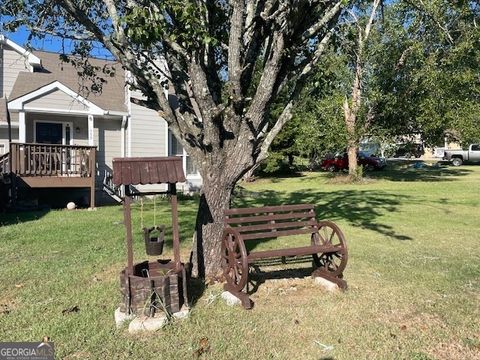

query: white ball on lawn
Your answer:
[66,202,76,210]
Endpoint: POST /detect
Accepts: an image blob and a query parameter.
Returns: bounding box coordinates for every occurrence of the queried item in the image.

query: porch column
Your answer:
[121,116,127,157]
[18,111,26,143]
[88,114,94,146]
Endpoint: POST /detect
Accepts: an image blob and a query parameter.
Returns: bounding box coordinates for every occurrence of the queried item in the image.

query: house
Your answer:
[0,35,201,208]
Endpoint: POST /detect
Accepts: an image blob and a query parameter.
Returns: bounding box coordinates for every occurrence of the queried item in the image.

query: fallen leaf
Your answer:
[193,337,210,358]
[62,306,80,315]
[400,325,407,331]
[15,284,24,288]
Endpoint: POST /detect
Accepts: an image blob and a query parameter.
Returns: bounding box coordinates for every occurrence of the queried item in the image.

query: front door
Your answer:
[35,122,63,144]
[34,122,73,173]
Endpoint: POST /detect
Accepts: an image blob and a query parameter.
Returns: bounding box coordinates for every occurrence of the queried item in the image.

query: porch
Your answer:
[1,142,96,207]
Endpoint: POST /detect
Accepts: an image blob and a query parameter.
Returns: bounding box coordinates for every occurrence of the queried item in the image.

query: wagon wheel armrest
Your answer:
[223,227,245,243]
[314,220,348,251]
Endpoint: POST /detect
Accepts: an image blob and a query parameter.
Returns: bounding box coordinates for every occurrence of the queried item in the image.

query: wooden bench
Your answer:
[222,204,348,309]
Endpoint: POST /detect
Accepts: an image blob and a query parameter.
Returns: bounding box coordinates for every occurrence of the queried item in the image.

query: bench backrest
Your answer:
[224,204,318,240]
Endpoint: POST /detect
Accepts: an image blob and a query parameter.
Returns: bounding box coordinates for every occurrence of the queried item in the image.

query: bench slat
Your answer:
[225,204,314,216]
[235,219,317,234]
[241,227,316,240]
[247,245,343,261]
[225,211,315,224]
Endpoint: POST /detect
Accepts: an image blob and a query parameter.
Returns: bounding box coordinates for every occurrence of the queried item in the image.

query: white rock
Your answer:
[172,307,190,320]
[114,307,135,328]
[221,291,241,306]
[314,277,340,292]
[66,202,76,210]
[128,315,168,333]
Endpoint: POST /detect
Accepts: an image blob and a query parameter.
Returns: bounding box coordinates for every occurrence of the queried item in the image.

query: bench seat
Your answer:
[221,203,348,309]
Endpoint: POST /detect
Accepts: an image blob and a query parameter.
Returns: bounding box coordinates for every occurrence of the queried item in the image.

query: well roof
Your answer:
[112,157,186,185]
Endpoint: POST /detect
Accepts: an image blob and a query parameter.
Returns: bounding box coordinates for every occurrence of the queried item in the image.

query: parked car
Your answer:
[393,143,424,158]
[321,151,386,172]
[443,144,480,166]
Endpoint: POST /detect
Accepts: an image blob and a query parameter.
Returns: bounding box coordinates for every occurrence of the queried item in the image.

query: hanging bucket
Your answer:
[144,225,165,256]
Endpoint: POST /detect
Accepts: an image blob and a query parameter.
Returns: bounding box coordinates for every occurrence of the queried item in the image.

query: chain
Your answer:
[140,197,144,230]
[153,195,156,227]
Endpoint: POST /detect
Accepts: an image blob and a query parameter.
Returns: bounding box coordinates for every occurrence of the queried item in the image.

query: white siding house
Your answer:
[0,35,201,206]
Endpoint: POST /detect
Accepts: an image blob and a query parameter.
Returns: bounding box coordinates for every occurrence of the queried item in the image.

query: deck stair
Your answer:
[0,152,12,209]
[103,170,122,203]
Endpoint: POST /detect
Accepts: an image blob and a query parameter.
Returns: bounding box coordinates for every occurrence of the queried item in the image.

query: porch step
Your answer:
[103,170,122,203]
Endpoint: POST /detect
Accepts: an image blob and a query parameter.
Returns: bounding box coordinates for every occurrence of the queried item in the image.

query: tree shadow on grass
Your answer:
[367,162,473,182]
[0,209,50,226]
[246,257,315,295]
[233,189,413,244]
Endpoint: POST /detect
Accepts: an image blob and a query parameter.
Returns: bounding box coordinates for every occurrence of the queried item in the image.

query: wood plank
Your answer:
[225,211,315,224]
[235,219,317,233]
[19,176,92,188]
[225,204,314,216]
[241,227,316,240]
[247,245,343,261]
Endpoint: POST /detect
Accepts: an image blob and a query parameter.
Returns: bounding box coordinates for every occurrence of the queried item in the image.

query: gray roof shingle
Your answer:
[9,50,127,112]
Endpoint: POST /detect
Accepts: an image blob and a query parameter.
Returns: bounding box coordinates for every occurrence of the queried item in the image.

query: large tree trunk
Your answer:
[191,161,246,279]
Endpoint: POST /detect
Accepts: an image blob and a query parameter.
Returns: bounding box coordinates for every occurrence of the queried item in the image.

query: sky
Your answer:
[6,27,65,52]
[2,24,112,59]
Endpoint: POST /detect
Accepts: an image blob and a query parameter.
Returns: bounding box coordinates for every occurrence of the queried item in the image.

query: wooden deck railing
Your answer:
[9,143,96,178]
[0,153,9,175]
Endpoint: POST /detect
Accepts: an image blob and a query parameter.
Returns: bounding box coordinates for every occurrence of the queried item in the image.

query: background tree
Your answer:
[371,0,480,147]
[1,0,349,278]
[277,0,479,170]
[341,0,381,175]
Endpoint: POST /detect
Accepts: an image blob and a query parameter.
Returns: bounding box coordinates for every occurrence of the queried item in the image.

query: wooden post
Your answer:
[169,183,181,271]
[124,192,134,274]
[89,147,96,208]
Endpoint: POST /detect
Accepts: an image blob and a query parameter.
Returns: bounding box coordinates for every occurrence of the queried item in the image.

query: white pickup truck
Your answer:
[444,144,480,166]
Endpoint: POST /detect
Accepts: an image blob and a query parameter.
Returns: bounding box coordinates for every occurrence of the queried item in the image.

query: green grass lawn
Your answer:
[1,163,479,359]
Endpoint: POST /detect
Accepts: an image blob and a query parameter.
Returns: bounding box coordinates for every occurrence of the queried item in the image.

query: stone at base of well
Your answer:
[221,291,241,306]
[115,306,190,333]
[128,315,168,333]
[114,307,136,328]
[314,277,340,292]
[172,306,190,320]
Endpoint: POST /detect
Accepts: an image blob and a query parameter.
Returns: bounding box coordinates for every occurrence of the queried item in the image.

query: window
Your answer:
[168,130,199,177]
[170,134,184,156]
[186,156,199,176]
[471,145,480,151]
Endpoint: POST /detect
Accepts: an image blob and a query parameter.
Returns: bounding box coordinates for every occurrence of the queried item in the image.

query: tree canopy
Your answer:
[1,0,350,277]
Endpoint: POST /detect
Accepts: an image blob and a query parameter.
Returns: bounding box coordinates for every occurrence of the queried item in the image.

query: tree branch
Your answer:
[256,29,335,161]
[227,0,245,104]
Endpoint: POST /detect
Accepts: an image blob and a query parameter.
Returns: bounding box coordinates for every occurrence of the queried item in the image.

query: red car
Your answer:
[321,152,386,172]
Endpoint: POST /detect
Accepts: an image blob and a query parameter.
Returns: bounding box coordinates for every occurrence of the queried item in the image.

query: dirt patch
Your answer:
[427,341,480,360]
[0,292,19,315]
[64,351,92,359]
[327,174,376,185]
[93,263,125,283]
